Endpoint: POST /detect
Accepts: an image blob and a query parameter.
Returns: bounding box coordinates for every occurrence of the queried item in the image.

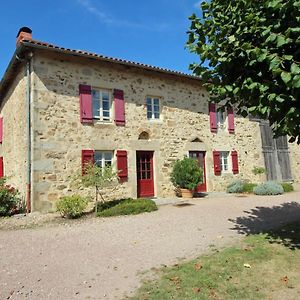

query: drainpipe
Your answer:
[25,53,33,213]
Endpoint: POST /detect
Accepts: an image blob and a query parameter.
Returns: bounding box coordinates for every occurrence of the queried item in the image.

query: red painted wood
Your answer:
[136,151,154,197]
[0,157,3,178]
[227,106,235,133]
[117,150,128,183]
[79,84,93,123]
[0,117,3,144]
[114,89,125,126]
[189,151,207,192]
[209,103,217,133]
[213,150,221,175]
[81,149,94,175]
[231,150,239,174]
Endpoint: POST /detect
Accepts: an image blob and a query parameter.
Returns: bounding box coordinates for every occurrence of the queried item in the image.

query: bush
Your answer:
[253,181,284,196]
[226,180,244,193]
[0,181,21,217]
[97,198,158,217]
[252,166,265,175]
[243,183,257,193]
[281,182,294,193]
[56,195,88,218]
[170,157,203,190]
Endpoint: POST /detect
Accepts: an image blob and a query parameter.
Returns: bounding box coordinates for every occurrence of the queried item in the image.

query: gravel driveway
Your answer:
[1,191,300,300]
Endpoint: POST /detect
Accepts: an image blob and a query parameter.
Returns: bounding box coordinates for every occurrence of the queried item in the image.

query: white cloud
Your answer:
[77,0,169,32]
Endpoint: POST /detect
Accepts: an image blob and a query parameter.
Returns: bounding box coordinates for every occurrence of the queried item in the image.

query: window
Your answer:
[94,151,113,169]
[146,97,160,120]
[220,151,229,172]
[217,108,227,127]
[92,89,112,122]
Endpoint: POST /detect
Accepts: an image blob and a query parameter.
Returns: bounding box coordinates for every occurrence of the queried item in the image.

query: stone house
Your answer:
[0,27,299,212]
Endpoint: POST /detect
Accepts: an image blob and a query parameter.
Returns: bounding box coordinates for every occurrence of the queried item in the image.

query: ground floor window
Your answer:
[220,151,229,172]
[94,151,113,169]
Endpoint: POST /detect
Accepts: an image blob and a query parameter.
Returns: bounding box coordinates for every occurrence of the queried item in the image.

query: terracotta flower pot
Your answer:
[180,188,194,198]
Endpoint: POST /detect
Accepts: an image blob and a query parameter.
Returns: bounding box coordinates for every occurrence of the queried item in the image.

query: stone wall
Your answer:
[0,66,28,201]
[30,51,268,211]
[289,142,300,183]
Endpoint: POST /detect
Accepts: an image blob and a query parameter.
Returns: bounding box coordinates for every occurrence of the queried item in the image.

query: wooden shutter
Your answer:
[117,150,128,182]
[79,84,93,123]
[81,150,94,175]
[209,103,217,133]
[231,150,239,174]
[213,151,221,175]
[227,106,235,134]
[114,89,125,126]
[0,117,3,143]
[0,157,3,178]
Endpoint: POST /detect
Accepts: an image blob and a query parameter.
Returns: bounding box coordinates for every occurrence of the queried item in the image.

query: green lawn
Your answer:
[131,222,300,300]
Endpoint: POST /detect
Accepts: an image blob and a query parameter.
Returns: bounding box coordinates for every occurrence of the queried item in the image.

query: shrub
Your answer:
[56,195,88,218]
[226,180,244,193]
[0,181,21,217]
[170,157,203,190]
[252,166,265,175]
[253,181,284,196]
[242,183,257,193]
[97,198,158,217]
[281,182,294,193]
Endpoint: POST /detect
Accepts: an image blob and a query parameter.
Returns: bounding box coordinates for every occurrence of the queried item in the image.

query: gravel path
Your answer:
[1,191,300,300]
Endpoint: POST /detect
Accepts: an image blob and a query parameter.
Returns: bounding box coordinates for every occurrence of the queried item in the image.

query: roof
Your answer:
[0,39,202,100]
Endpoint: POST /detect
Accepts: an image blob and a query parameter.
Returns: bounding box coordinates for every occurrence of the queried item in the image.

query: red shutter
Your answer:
[79,84,93,123]
[0,157,3,178]
[209,103,217,133]
[81,150,94,175]
[231,150,239,174]
[213,151,221,175]
[227,106,235,134]
[116,150,128,182]
[0,117,3,143]
[114,89,125,126]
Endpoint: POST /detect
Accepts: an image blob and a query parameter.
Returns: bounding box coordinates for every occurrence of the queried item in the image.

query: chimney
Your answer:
[16,27,32,46]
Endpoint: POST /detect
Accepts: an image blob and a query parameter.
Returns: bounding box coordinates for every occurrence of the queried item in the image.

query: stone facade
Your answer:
[1,47,299,212]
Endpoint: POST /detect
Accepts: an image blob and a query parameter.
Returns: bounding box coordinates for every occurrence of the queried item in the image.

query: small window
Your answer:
[146,97,160,120]
[220,151,229,172]
[92,89,112,122]
[217,108,227,127]
[94,151,113,169]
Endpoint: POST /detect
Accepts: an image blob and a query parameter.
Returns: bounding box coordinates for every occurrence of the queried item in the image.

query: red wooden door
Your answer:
[189,151,207,192]
[137,151,154,198]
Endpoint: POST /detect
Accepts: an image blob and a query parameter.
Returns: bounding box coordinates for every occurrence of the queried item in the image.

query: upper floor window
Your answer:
[92,89,112,122]
[146,97,160,120]
[220,151,229,172]
[217,108,227,128]
[94,151,113,169]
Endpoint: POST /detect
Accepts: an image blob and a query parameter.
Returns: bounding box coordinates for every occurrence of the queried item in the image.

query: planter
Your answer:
[180,188,194,198]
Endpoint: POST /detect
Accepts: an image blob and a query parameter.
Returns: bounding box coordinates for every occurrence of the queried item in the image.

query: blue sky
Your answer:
[0,0,202,79]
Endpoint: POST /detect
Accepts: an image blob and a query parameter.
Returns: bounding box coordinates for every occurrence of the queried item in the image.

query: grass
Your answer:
[96,198,158,217]
[281,182,294,193]
[242,183,257,193]
[131,222,300,300]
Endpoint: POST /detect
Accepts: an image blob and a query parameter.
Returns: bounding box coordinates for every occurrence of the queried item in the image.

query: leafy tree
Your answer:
[72,163,119,213]
[187,0,300,143]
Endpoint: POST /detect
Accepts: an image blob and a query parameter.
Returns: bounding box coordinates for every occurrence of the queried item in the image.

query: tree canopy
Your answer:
[187,0,300,143]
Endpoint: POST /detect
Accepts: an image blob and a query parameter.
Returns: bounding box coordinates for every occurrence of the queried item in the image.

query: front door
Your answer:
[136,151,154,198]
[189,151,207,192]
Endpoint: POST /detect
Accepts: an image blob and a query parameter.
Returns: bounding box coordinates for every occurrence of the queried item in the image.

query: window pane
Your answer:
[154,112,160,119]
[104,152,112,161]
[92,90,100,99]
[102,91,109,101]
[154,105,160,112]
[102,100,110,111]
[146,97,152,105]
[94,152,102,167]
[93,100,100,118]
[147,111,152,119]
[154,98,159,105]
[103,111,110,118]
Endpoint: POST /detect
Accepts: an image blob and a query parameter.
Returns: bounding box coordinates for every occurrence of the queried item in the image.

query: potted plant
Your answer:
[170,157,203,198]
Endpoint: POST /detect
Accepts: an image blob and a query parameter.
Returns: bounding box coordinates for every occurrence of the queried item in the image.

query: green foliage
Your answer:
[252,166,265,175]
[187,0,300,143]
[253,181,284,195]
[56,195,88,218]
[0,178,21,216]
[97,198,158,217]
[226,179,244,193]
[243,183,258,193]
[281,182,294,192]
[170,157,203,190]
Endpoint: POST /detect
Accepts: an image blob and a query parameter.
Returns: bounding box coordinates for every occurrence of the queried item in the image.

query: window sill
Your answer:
[147,119,163,124]
[93,120,114,125]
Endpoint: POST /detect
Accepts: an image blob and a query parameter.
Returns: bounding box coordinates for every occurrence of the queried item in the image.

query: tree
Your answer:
[72,163,119,213]
[187,0,300,143]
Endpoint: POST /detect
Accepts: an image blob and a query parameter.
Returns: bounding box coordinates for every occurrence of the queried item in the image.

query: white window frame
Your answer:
[92,88,113,122]
[94,151,114,170]
[146,96,161,120]
[220,151,230,173]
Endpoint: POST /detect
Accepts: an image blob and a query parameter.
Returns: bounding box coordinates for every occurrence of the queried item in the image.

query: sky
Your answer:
[0,0,202,79]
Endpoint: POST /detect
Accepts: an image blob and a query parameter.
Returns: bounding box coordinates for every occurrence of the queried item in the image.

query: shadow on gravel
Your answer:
[229,202,300,250]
